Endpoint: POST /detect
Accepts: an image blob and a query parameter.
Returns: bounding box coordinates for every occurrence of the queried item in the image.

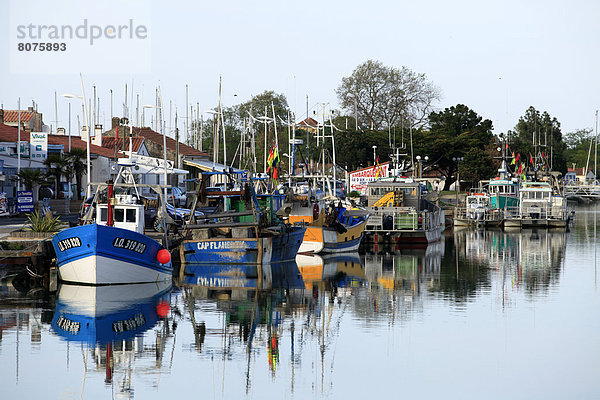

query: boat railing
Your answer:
[367,207,437,231]
[454,207,503,222]
[517,201,568,220]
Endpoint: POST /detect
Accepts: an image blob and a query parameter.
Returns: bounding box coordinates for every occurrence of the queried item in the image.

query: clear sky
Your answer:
[2,0,599,139]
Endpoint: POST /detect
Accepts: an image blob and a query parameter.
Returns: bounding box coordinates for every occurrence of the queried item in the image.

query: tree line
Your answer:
[186,60,582,190]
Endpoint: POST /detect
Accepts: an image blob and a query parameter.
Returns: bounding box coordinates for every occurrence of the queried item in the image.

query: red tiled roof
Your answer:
[0,123,30,141]
[129,127,209,157]
[48,134,118,158]
[298,117,319,128]
[102,137,144,153]
[2,110,34,123]
[567,167,585,175]
[0,123,116,158]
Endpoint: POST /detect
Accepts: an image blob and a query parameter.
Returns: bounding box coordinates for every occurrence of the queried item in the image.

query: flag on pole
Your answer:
[267,143,280,178]
[374,156,382,178]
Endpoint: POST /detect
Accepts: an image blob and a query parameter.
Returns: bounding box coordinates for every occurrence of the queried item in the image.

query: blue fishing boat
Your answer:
[53,222,172,285]
[178,176,306,267]
[180,225,306,265]
[51,281,172,344]
[52,160,173,285]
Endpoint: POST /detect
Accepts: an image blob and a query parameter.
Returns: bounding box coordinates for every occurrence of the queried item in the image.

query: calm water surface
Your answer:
[2,206,600,399]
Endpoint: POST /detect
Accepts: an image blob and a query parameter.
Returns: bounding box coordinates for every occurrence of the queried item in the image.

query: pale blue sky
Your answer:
[2,0,599,139]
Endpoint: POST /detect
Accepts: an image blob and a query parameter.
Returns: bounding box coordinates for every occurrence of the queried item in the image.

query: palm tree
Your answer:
[65,148,87,200]
[16,168,45,205]
[44,154,70,199]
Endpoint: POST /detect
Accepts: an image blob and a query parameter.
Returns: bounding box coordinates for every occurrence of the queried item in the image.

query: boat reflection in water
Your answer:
[51,281,173,394]
[359,242,444,318]
[180,261,304,291]
[363,242,443,290]
[295,252,365,292]
[453,227,567,294]
[178,259,356,394]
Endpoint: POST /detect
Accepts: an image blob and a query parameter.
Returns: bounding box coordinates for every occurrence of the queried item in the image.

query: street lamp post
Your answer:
[372,145,377,164]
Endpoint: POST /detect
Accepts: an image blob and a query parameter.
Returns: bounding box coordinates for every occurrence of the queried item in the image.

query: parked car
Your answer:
[166,187,186,207]
[58,182,73,199]
[39,186,54,200]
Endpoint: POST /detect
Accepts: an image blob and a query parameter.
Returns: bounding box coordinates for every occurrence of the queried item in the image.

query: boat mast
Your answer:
[272,101,279,170]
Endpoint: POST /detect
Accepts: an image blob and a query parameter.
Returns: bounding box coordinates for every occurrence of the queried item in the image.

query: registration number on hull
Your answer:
[113,237,147,254]
[57,237,82,252]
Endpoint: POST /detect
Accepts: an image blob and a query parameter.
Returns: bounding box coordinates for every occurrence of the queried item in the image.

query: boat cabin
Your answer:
[518,182,553,219]
[487,178,519,209]
[96,195,145,234]
[466,193,490,208]
[366,180,424,209]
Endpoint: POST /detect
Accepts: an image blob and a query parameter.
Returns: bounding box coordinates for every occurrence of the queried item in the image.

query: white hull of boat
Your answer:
[58,255,172,285]
[57,281,172,317]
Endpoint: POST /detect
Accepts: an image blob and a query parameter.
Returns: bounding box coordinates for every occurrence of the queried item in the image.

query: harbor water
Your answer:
[1,205,599,399]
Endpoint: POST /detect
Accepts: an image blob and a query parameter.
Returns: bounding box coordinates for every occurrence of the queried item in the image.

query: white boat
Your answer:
[453,191,503,227]
[503,180,570,229]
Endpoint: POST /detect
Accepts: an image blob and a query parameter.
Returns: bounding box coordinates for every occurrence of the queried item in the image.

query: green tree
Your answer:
[415,104,495,191]
[336,60,440,130]
[44,154,70,199]
[65,148,87,200]
[511,106,567,174]
[564,129,596,170]
[562,128,594,171]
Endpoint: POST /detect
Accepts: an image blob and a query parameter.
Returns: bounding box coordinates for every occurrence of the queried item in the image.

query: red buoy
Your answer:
[157,249,171,264]
[156,300,170,318]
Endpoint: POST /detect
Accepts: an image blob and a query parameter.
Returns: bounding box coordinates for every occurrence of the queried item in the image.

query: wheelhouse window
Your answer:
[99,207,107,222]
[126,209,136,223]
